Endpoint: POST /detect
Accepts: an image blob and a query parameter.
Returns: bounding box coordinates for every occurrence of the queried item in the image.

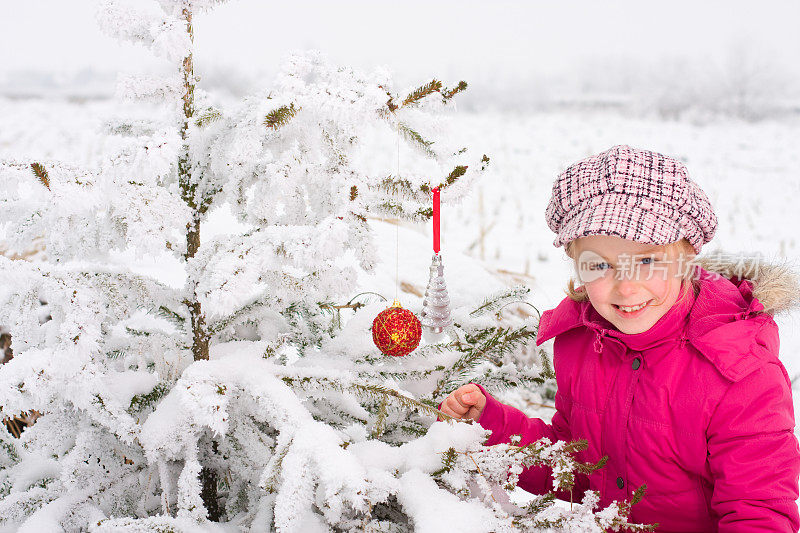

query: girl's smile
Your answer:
[613,300,652,315]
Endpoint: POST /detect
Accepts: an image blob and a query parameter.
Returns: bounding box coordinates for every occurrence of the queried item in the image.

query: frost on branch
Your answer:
[154,0,230,14]
[432,437,655,532]
[116,75,182,103]
[188,51,488,234]
[96,0,192,62]
[0,160,189,260]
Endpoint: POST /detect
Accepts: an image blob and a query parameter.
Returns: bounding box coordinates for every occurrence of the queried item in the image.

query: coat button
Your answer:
[616,476,624,489]
[632,358,641,370]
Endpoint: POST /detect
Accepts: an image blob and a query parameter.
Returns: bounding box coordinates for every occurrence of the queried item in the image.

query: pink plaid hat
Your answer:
[545,145,717,254]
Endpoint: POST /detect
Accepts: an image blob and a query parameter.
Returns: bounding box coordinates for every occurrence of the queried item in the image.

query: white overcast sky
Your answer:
[2,0,799,92]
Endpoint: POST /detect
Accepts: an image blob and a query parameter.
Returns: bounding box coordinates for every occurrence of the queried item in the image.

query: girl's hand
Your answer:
[439,384,486,421]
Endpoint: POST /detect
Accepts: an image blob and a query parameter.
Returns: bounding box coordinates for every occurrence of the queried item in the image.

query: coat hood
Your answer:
[697,254,800,316]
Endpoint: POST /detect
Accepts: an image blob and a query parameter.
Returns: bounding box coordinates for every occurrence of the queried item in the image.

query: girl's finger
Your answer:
[455,384,484,408]
[444,394,469,416]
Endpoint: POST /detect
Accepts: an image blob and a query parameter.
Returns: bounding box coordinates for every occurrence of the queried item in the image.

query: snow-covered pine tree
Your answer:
[0,1,653,531]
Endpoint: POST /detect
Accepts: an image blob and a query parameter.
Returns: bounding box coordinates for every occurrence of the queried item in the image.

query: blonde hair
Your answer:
[564,238,698,303]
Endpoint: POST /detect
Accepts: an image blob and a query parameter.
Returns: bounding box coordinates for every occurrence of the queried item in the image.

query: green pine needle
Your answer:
[264,103,298,130]
[376,176,417,198]
[631,483,648,505]
[539,349,555,380]
[0,426,20,463]
[402,79,443,107]
[281,375,452,422]
[128,382,170,413]
[207,295,271,336]
[422,164,470,193]
[30,163,50,190]
[520,493,557,517]
[373,398,388,438]
[441,81,468,100]
[432,447,458,476]
[397,421,429,437]
[376,176,430,203]
[375,201,433,223]
[444,165,467,186]
[434,325,539,396]
[470,287,532,317]
[414,207,434,220]
[398,122,436,158]
[475,372,546,393]
[195,108,222,127]
[125,327,151,337]
[384,78,468,111]
[154,305,187,330]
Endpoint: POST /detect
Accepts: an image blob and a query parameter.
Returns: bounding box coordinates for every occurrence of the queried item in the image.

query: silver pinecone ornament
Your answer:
[420,253,452,342]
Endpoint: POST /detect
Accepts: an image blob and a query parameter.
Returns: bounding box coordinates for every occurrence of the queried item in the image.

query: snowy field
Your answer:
[2,96,800,414]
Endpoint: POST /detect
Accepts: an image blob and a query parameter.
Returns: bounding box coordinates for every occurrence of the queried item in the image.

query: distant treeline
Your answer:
[3,48,799,122]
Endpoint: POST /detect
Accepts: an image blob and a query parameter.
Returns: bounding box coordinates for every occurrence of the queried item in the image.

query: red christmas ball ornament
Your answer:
[372,301,422,357]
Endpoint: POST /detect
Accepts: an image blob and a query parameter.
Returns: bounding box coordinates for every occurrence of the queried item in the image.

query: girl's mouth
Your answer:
[613,300,651,318]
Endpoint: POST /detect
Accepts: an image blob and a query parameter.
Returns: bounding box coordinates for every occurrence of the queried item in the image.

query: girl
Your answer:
[441,145,800,532]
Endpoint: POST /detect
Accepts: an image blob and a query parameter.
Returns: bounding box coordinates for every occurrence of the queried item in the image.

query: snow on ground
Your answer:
[1,96,799,415]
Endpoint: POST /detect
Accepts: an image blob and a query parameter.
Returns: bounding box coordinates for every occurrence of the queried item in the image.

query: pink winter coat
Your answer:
[477,268,800,532]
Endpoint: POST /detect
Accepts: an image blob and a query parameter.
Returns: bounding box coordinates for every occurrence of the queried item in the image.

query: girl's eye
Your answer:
[640,256,653,265]
[589,262,611,271]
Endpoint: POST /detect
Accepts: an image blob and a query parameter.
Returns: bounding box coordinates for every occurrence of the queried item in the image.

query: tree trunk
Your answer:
[186,220,209,361]
[178,6,219,521]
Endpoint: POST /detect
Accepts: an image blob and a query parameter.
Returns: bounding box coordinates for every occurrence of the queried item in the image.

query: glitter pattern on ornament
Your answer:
[372,301,422,357]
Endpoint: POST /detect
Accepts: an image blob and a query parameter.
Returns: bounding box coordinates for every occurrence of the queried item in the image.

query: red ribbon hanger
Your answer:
[433,187,440,254]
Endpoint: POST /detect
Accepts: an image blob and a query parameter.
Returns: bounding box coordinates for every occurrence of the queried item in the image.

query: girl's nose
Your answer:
[614,277,639,297]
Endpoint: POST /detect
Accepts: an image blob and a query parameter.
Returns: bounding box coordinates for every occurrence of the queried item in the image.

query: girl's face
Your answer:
[571,235,688,334]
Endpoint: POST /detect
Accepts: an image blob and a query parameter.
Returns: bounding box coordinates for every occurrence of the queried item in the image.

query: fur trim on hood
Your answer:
[698,254,800,316]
